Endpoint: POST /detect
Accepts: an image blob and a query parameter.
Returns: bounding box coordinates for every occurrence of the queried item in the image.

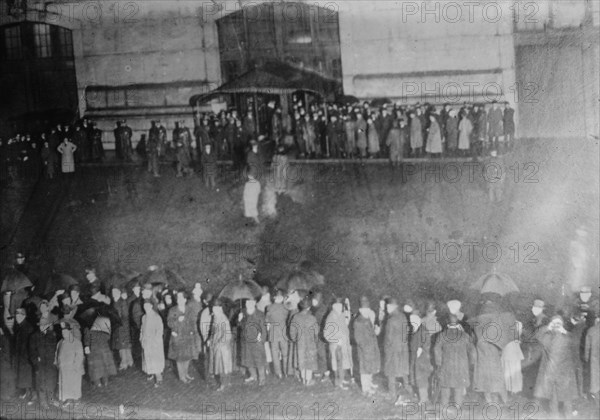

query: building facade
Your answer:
[1,0,598,146]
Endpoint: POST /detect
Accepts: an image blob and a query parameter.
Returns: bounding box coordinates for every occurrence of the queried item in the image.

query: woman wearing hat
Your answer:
[55,322,84,403]
[289,297,319,386]
[325,298,352,390]
[209,298,233,391]
[29,300,58,407]
[353,297,380,396]
[140,300,165,387]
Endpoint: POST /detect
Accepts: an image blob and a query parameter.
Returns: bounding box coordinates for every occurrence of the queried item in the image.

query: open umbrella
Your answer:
[1,269,32,293]
[471,272,519,296]
[336,94,360,106]
[75,301,121,329]
[219,276,262,302]
[140,267,187,290]
[43,273,78,296]
[370,97,392,108]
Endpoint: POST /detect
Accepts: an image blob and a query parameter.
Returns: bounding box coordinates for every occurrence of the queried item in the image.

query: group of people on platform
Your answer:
[1,255,598,418]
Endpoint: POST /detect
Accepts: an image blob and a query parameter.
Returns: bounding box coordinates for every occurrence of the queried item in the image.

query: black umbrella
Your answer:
[43,273,78,296]
[337,94,360,106]
[219,277,262,302]
[140,267,187,290]
[370,97,392,107]
[1,269,33,293]
[75,301,121,329]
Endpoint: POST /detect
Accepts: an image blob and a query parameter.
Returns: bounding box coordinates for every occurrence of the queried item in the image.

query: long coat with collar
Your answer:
[289,310,319,371]
[240,310,268,368]
[167,305,197,361]
[534,328,578,400]
[434,325,474,388]
[353,314,381,375]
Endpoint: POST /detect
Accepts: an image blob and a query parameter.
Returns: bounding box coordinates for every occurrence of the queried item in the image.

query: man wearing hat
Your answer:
[353,296,380,396]
[240,298,268,386]
[521,298,548,398]
[383,297,410,402]
[574,286,598,327]
[29,300,58,407]
[534,315,578,417]
[113,121,123,160]
[265,289,289,379]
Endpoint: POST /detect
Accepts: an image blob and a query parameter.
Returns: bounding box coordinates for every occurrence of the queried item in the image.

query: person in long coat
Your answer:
[383,298,410,401]
[408,112,423,156]
[57,137,77,175]
[386,120,405,167]
[584,316,599,398]
[502,320,524,395]
[243,174,261,225]
[13,307,34,400]
[55,323,84,402]
[140,300,164,387]
[445,110,459,155]
[84,315,117,387]
[111,287,133,370]
[356,113,368,158]
[209,299,233,391]
[367,119,380,157]
[353,297,380,396]
[425,115,443,156]
[40,141,56,179]
[167,291,197,383]
[434,315,474,406]
[29,301,58,407]
[240,299,268,385]
[290,298,319,386]
[325,298,352,389]
[409,313,434,404]
[534,316,578,416]
[265,290,289,378]
[458,112,473,155]
[344,116,357,158]
[311,292,329,378]
[470,299,515,404]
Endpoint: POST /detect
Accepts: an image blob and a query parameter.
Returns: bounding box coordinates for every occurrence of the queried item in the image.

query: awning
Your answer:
[189,61,340,106]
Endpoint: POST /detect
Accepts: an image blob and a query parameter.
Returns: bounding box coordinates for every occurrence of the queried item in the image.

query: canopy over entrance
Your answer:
[189,61,340,106]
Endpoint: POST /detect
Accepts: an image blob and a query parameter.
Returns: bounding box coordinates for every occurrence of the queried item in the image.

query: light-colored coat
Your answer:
[458,117,473,150]
[210,309,233,375]
[324,310,352,371]
[55,334,84,401]
[57,141,77,173]
[140,310,165,375]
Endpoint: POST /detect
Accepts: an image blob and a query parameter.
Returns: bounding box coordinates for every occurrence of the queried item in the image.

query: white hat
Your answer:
[447,300,461,315]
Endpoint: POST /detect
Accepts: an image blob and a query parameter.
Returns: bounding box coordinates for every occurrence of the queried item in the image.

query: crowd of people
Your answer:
[0,119,105,182]
[1,254,598,418]
[1,98,516,185]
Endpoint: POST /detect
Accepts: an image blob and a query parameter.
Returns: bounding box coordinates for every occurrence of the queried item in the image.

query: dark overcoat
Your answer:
[240,310,268,368]
[434,326,473,388]
[383,310,409,377]
[353,314,381,375]
[290,310,318,371]
[167,305,197,361]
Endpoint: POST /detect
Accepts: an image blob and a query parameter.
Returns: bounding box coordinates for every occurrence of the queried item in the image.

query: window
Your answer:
[3,25,22,59]
[34,23,51,58]
[56,27,73,57]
